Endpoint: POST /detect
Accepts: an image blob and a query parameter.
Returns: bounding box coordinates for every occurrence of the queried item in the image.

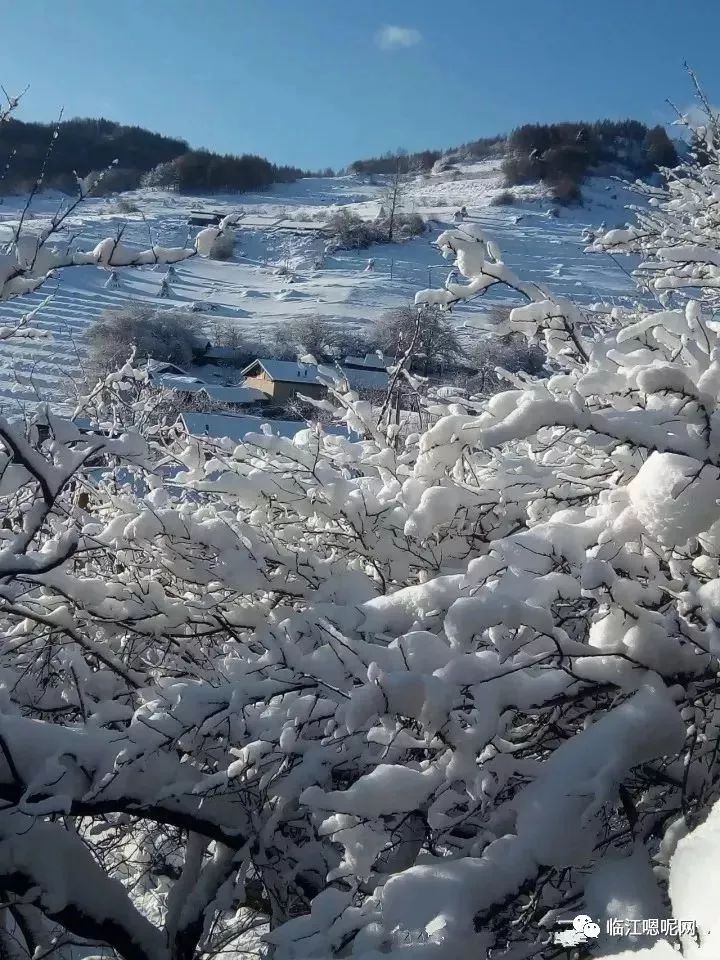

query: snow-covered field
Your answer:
[0,159,642,414]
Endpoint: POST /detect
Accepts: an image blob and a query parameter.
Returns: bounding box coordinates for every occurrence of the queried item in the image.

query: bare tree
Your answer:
[373,305,464,375]
[384,159,403,243]
[271,315,342,361]
[88,305,199,375]
[465,331,545,394]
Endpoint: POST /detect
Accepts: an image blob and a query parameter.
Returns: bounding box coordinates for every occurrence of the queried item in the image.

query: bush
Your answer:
[111,197,141,214]
[490,189,516,206]
[327,210,377,250]
[550,175,583,204]
[87,167,144,196]
[208,320,265,368]
[502,153,543,186]
[327,209,424,251]
[466,332,546,394]
[271,315,341,361]
[209,229,235,260]
[141,159,179,190]
[396,211,425,238]
[87,305,198,375]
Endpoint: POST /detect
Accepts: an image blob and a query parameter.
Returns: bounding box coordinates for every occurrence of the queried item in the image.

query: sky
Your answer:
[2,0,720,170]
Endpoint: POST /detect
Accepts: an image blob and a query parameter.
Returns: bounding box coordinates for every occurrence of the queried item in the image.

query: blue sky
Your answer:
[3,0,720,170]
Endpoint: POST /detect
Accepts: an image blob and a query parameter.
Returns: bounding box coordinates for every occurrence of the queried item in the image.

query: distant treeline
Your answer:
[0,117,187,193]
[0,116,321,196]
[348,120,677,204]
[348,136,504,176]
[502,119,677,202]
[140,150,307,194]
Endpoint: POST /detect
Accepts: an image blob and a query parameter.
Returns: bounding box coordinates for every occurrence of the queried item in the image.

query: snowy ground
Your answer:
[0,159,643,415]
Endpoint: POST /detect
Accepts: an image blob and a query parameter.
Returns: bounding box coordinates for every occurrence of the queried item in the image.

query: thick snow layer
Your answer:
[585,846,667,950]
[628,452,720,546]
[605,797,720,959]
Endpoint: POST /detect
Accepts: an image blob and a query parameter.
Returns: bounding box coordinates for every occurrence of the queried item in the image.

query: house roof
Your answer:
[180,413,357,443]
[343,353,394,370]
[200,385,268,405]
[152,374,206,393]
[241,359,389,392]
[180,412,354,443]
[203,346,243,361]
[241,359,321,384]
[144,359,189,376]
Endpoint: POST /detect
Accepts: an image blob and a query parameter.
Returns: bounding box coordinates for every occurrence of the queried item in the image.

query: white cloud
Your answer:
[375,25,422,50]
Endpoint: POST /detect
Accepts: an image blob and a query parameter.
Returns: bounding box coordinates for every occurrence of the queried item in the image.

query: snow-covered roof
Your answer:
[145,359,188,376]
[181,412,353,443]
[343,353,393,370]
[241,359,321,384]
[342,366,389,390]
[201,385,268,404]
[203,346,243,361]
[242,359,389,391]
[152,374,206,393]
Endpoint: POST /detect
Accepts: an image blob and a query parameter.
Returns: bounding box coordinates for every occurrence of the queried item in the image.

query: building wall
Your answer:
[242,375,275,397]
[241,377,326,404]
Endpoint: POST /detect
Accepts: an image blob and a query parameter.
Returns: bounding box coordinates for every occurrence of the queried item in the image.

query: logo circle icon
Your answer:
[571,915,601,939]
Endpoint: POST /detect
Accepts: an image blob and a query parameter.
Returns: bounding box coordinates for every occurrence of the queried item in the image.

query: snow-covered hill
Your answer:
[0,159,643,414]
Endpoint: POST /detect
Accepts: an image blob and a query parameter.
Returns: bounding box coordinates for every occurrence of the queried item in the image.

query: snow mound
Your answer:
[628,452,720,546]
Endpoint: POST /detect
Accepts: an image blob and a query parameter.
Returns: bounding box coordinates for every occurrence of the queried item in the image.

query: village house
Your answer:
[240,359,389,404]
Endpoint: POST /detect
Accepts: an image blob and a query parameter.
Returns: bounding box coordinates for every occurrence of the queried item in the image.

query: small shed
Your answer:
[188,210,225,227]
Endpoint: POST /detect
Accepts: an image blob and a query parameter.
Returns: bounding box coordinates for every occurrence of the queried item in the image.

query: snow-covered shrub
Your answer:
[271,314,342,362]
[208,227,236,260]
[490,188,515,206]
[141,158,180,190]
[465,330,546,394]
[502,151,542,186]
[396,210,425,239]
[327,208,425,250]
[111,196,141,213]
[4,96,720,960]
[88,304,199,374]
[326,209,378,249]
[87,166,143,196]
[550,172,583,204]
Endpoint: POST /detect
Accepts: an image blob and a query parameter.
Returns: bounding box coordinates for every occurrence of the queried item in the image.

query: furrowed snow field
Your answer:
[0,160,642,414]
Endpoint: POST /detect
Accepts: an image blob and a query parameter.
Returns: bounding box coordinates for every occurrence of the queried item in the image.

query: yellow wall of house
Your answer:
[243,376,275,396]
[242,377,326,404]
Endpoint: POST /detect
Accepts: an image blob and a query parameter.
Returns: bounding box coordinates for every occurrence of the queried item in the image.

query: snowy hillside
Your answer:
[0,159,643,414]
